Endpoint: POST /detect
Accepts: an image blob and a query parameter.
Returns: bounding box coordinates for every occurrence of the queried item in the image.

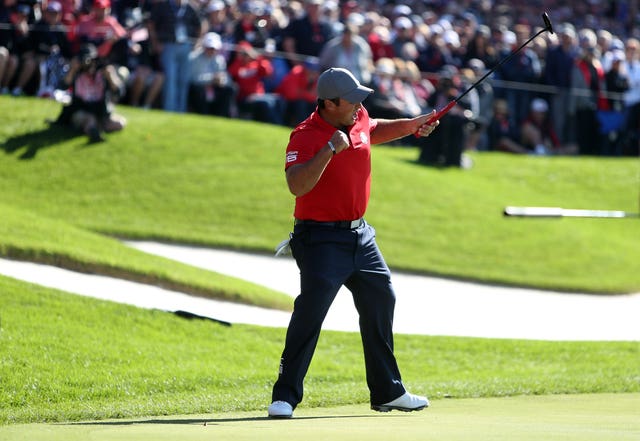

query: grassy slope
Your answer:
[0,203,292,310]
[1,276,638,424]
[1,97,639,293]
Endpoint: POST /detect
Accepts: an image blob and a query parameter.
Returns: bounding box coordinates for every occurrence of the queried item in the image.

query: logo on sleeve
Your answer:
[286,151,298,163]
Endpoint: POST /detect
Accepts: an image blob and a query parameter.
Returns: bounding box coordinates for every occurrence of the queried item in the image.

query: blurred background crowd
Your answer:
[2,0,640,161]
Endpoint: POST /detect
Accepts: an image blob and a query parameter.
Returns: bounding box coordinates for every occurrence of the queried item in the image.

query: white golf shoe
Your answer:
[268,400,293,418]
[371,391,430,412]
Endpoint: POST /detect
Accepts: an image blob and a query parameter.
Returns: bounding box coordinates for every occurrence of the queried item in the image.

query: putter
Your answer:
[419,12,554,129]
[503,206,640,219]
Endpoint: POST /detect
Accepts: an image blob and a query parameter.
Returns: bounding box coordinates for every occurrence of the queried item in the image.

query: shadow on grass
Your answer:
[1,122,84,159]
[63,414,380,426]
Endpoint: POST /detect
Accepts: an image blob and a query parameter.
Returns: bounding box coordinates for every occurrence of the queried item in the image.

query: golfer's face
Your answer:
[337,98,361,126]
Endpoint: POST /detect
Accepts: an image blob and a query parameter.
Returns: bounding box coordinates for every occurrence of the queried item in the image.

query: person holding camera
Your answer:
[56,43,126,142]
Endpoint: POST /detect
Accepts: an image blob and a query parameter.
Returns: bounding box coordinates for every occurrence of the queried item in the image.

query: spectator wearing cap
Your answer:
[275,59,319,126]
[601,48,629,155]
[228,40,284,124]
[147,0,204,112]
[188,31,235,117]
[318,22,373,85]
[30,1,73,97]
[602,37,625,72]
[2,3,37,96]
[543,22,579,145]
[520,97,564,155]
[282,0,334,62]
[390,16,413,60]
[440,29,465,68]
[486,98,529,153]
[597,29,614,66]
[204,0,233,47]
[605,49,629,111]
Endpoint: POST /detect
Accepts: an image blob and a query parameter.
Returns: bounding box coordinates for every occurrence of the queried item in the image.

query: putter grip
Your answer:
[414,100,455,137]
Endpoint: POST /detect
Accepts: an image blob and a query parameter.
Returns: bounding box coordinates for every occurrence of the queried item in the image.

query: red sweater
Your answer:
[228,56,273,100]
[275,65,317,102]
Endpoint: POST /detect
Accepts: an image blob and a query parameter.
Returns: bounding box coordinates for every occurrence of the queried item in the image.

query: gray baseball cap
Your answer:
[317,68,373,103]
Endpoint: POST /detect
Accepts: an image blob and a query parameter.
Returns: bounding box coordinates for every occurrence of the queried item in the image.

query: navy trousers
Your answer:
[271,221,406,408]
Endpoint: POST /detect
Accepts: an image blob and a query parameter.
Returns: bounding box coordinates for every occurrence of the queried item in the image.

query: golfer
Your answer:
[268,67,439,418]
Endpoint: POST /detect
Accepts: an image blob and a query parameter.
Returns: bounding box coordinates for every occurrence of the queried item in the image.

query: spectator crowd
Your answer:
[2,0,640,157]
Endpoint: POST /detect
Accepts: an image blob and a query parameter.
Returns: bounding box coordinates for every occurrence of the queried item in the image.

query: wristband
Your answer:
[327,141,336,155]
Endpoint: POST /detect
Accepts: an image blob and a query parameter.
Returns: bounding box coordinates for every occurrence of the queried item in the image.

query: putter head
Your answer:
[542,12,554,34]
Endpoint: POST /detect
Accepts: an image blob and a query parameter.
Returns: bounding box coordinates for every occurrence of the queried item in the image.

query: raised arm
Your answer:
[370,111,439,145]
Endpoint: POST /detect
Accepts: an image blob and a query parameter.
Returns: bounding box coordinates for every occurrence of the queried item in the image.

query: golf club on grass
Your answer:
[503,206,640,219]
[419,12,554,130]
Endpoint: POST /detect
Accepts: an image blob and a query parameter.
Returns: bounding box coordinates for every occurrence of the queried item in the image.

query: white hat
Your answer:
[346,12,365,27]
[394,16,413,30]
[531,98,548,113]
[443,30,460,47]
[503,30,516,46]
[612,49,625,62]
[202,32,222,49]
[206,0,224,12]
[393,4,412,17]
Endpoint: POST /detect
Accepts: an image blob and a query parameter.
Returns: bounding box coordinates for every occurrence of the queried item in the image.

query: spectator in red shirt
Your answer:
[75,0,127,61]
[228,40,284,124]
[275,60,319,126]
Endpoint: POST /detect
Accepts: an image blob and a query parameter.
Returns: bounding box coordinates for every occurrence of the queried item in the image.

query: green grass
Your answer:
[1,97,639,428]
[2,395,639,441]
[0,202,292,311]
[1,277,638,425]
[1,96,639,294]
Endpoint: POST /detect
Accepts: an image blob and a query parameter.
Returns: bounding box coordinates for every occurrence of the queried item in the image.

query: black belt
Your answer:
[295,218,364,229]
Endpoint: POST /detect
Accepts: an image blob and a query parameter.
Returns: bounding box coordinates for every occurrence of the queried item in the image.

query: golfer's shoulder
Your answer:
[290,113,322,138]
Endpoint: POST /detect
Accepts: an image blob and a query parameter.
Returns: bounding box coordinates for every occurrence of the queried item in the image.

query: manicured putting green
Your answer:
[1,393,637,441]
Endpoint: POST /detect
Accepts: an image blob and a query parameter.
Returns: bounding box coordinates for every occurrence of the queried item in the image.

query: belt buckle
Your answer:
[350,219,362,228]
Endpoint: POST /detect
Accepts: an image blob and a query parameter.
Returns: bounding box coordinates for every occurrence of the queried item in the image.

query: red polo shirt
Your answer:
[285,106,377,221]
